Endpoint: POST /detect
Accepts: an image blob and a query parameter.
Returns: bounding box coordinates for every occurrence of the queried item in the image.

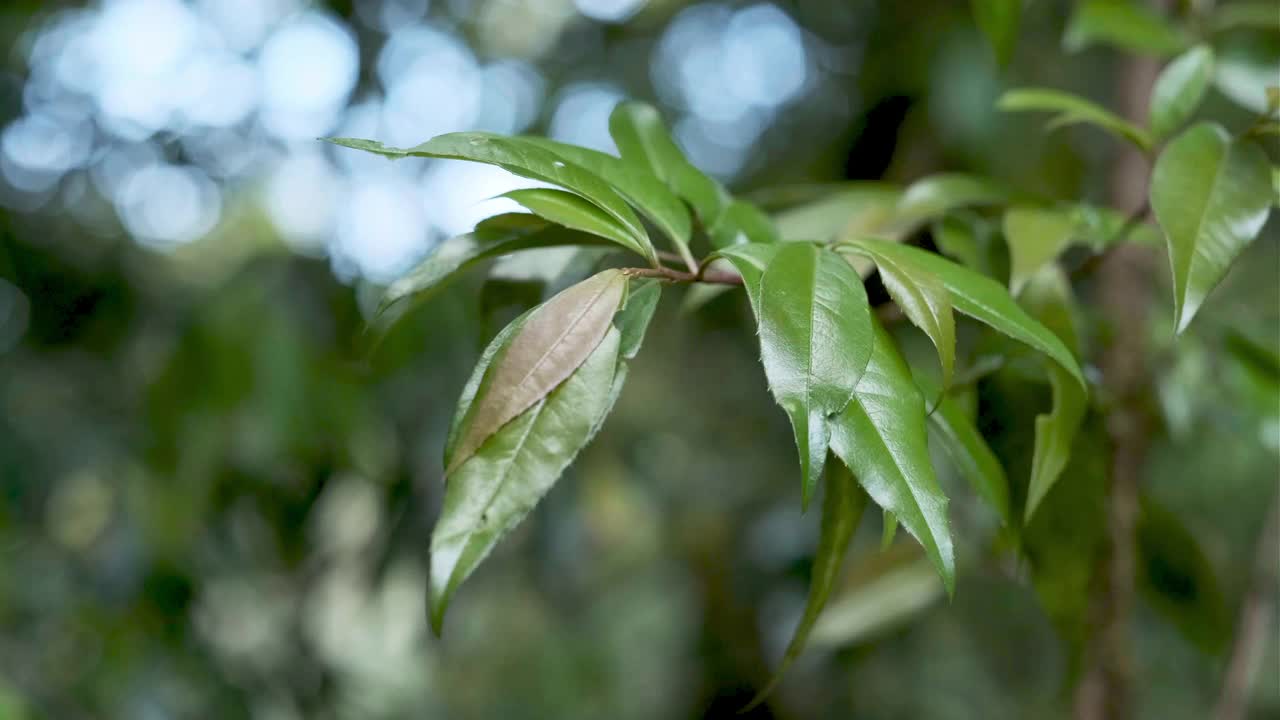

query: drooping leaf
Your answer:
[892,174,1012,232]
[520,137,695,267]
[1136,496,1228,654]
[710,199,781,248]
[758,243,875,507]
[446,269,627,473]
[1019,266,1086,522]
[1150,124,1273,334]
[746,459,869,708]
[998,88,1154,150]
[1064,0,1191,57]
[376,214,609,317]
[325,133,657,264]
[829,320,956,593]
[773,183,903,243]
[1002,206,1077,295]
[844,239,956,388]
[608,101,731,229]
[836,239,1086,391]
[914,373,1010,526]
[430,328,622,633]
[1149,45,1215,141]
[971,0,1022,66]
[501,189,644,256]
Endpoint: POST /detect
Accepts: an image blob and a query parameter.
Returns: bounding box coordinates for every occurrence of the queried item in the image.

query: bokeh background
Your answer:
[0,0,1277,718]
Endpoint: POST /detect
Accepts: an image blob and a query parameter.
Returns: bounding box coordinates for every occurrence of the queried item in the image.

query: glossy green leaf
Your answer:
[430,328,622,633]
[971,0,1022,66]
[1150,45,1215,141]
[829,320,955,593]
[1137,496,1228,654]
[892,174,1011,232]
[758,243,875,507]
[844,239,956,388]
[837,239,1086,392]
[501,189,642,257]
[1003,207,1077,295]
[1150,124,1273,334]
[1214,41,1280,114]
[1019,266,1086,521]
[608,101,731,229]
[773,183,903,243]
[376,215,608,317]
[746,459,869,708]
[712,242,784,311]
[447,269,627,473]
[1064,0,1191,57]
[325,133,656,264]
[710,199,781,248]
[520,137,695,267]
[998,88,1153,150]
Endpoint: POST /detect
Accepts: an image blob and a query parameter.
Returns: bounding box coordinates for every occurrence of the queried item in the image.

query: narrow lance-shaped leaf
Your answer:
[501,189,643,256]
[447,269,627,473]
[745,459,869,709]
[998,88,1154,151]
[844,239,956,389]
[838,239,1085,391]
[1003,206,1077,295]
[326,133,657,264]
[971,0,1022,66]
[759,243,875,507]
[609,102,731,229]
[376,214,610,317]
[520,137,695,267]
[829,320,955,592]
[915,374,1010,526]
[1020,266,1087,521]
[430,328,622,633]
[1150,123,1273,334]
[1149,45,1215,142]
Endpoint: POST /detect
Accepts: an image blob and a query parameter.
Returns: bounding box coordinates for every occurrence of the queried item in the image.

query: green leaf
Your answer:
[1018,266,1086,521]
[431,327,622,634]
[809,555,945,648]
[931,212,1005,278]
[746,459,869,709]
[376,215,608,317]
[1150,124,1274,334]
[501,189,643,257]
[773,183,903,243]
[615,277,661,360]
[829,320,955,593]
[998,88,1154,150]
[928,392,1011,526]
[881,512,899,550]
[710,199,781,248]
[712,242,784,311]
[837,239,1086,391]
[1211,2,1280,32]
[1150,45,1215,141]
[326,133,657,264]
[892,174,1012,232]
[1003,207,1077,295]
[444,308,534,468]
[1214,40,1280,114]
[1136,497,1228,654]
[519,137,695,267]
[844,239,956,388]
[758,243,875,507]
[608,101,731,229]
[971,0,1022,66]
[446,269,627,473]
[1064,0,1191,57]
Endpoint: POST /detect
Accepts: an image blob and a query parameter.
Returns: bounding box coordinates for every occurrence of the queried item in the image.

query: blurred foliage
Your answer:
[0,1,1277,719]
